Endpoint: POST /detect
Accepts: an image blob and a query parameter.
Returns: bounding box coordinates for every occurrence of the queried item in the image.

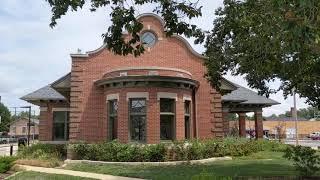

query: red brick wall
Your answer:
[38,102,69,141]
[67,15,222,143]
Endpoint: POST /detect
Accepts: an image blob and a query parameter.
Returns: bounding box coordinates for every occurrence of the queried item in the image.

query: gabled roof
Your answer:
[21,85,66,101]
[222,83,279,106]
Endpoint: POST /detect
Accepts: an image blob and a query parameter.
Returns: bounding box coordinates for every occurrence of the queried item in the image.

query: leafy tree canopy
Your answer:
[0,103,11,132]
[11,111,39,120]
[265,106,320,120]
[46,0,204,56]
[46,0,320,106]
[205,0,320,106]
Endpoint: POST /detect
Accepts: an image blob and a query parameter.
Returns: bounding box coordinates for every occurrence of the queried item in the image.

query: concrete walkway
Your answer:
[17,165,143,180]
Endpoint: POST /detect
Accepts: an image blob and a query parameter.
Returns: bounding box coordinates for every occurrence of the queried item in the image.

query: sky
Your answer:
[0,0,310,116]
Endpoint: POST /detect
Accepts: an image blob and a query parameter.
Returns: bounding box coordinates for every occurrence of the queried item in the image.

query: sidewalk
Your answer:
[16,165,143,180]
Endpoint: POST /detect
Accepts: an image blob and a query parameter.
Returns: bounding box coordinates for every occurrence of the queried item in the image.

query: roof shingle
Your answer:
[20,85,66,101]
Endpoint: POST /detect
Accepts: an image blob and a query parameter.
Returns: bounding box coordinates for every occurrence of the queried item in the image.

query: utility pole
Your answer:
[10,107,18,118]
[20,106,31,146]
[293,89,299,146]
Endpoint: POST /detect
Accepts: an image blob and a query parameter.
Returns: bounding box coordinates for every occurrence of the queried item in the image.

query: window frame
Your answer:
[22,126,26,134]
[52,111,69,141]
[184,100,191,139]
[108,99,118,141]
[129,98,147,143]
[160,98,176,141]
[141,31,157,48]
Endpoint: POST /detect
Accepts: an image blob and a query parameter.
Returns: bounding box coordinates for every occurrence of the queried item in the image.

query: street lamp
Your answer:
[20,106,31,146]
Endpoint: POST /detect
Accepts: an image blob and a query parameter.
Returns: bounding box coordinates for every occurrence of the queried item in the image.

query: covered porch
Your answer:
[222,83,280,139]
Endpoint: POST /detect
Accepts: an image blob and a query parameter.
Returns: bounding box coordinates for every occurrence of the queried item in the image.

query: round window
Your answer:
[141,32,157,47]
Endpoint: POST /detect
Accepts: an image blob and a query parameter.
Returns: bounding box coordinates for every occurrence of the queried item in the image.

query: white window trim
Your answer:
[52,108,70,112]
[106,93,119,101]
[183,95,192,102]
[126,92,149,101]
[157,92,178,101]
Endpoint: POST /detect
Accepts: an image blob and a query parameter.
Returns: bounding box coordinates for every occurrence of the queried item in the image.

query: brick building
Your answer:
[8,118,39,139]
[21,14,278,144]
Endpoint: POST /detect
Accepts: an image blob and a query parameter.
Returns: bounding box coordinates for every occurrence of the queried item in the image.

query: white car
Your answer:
[309,132,320,138]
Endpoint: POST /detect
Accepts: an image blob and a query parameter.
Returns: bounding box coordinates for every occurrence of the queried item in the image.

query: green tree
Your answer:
[0,103,11,132]
[46,0,204,56]
[11,111,39,120]
[205,0,320,107]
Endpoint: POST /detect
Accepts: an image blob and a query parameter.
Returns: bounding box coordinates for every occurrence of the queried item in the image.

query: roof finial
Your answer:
[77,48,82,54]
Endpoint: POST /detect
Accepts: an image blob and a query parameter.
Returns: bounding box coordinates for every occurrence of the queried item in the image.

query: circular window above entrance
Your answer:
[141,31,157,47]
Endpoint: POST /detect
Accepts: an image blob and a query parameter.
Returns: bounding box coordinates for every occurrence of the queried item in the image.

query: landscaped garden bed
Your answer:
[69,138,287,162]
[3,138,320,179]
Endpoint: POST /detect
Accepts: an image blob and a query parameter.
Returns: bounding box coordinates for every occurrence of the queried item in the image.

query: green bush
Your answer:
[17,143,67,160]
[71,138,288,162]
[143,144,166,162]
[284,145,320,176]
[72,141,166,162]
[0,156,17,173]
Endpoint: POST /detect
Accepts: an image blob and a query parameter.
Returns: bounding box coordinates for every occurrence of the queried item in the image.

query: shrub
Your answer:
[0,156,17,173]
[72,141,166,162]
[17,143,67,160]
[143,144,166,162]
[283,145,320,176]
[71,138,288,162]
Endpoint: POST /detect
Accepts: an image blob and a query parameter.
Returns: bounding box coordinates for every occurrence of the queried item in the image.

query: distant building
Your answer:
[8,118,39,139]
[230,119,320,139]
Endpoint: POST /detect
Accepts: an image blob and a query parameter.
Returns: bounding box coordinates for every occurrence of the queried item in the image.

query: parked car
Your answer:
[311,135,320,140]
[308,132,320,139]
[0,135,17,144]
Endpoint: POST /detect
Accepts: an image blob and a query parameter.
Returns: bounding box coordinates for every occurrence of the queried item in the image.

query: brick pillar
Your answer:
[117,91,129,143]
[254,110,263,139]
[222,109,229,137]
[175,94,185,141]
[238,112,246,137]
[38,103,51,141]
[147,91,160,144]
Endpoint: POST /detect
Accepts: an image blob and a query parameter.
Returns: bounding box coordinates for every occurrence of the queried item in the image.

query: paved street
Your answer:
[0,143,18,156]
[284,139,320,148]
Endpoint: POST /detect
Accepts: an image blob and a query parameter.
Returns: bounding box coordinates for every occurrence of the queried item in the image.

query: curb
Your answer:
[65,156,232,166]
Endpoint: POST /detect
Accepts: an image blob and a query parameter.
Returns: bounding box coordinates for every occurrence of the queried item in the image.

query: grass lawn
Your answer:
[64,151,319,180]
[7,171,94,180]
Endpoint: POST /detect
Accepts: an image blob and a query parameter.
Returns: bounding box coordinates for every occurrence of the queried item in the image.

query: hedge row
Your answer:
[71,138,287,162]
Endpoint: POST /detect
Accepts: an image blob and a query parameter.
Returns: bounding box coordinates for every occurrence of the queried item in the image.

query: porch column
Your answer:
[222,108,229,137]
[254,110,263,139]
[238,112,246,137]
